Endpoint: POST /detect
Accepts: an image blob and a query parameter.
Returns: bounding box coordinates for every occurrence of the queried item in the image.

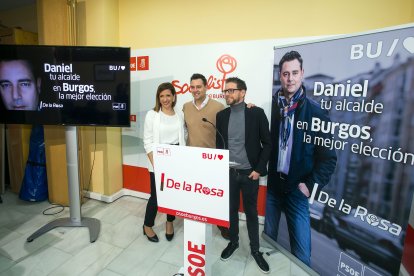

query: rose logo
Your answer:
[202,187,211,195]
[216,55,237,75]
[366,214,380,226]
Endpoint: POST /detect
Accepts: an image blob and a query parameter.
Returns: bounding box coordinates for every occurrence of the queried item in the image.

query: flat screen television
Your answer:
[0,45,130,127]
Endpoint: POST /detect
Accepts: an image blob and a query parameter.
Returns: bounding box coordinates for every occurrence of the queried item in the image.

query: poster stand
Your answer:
[262,232,318,276]
[154,144,229,276]
[27,126,100,243]
[183,220,213,276]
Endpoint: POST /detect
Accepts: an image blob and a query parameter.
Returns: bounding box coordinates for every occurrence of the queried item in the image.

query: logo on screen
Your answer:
[137,56,149,70]
[112,103,126,110]
[109,65,126,71]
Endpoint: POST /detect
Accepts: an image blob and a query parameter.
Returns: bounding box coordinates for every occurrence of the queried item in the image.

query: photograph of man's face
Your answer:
[0,59,41,111]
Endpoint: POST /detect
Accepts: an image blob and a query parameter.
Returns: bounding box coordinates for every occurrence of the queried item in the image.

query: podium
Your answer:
[154,144,229,276]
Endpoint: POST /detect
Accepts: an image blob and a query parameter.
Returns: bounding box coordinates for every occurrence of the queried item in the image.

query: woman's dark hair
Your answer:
[153,82,176,111]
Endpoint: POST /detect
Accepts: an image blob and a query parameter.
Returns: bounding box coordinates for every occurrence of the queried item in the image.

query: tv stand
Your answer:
[27,126,100,243]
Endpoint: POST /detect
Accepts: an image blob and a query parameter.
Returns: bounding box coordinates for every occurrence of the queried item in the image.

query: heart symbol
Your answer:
[403,37,414,54]
[121,65,126,70]
[217,154,223,160]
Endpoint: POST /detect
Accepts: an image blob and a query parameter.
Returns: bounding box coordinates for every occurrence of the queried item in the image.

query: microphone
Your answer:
[202,117,226,149]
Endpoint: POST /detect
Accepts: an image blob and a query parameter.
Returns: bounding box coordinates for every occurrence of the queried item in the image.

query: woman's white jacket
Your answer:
[143,109,187,171]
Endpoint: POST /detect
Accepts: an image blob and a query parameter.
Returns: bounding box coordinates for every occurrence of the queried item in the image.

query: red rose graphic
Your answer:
[216,55,237,75]
[202,187,211,195]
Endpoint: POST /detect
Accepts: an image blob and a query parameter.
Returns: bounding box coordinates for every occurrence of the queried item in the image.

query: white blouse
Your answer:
[143,108,187,171]
[159,111,180,145]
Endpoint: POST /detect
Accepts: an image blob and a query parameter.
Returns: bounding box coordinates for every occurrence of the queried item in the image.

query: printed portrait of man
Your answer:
[0,59,41,111]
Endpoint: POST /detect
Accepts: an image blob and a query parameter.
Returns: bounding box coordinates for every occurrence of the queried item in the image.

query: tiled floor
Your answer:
[0,192,311,275]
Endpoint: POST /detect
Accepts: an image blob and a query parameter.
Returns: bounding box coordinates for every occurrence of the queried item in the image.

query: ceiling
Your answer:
[0,0,36,11]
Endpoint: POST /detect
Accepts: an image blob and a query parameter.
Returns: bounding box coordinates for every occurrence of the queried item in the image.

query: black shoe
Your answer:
[165,232,174,241]
[143,225,159,242]
[165,222,174,241]
[251,251,270,274]
[220,242,239,261]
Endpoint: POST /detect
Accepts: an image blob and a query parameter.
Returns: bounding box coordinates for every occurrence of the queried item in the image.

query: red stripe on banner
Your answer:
[122,164,150,194]
[158,206,230,228]
[402,224,414,275]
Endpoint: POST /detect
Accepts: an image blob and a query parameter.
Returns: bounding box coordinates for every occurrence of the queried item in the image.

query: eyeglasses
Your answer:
[222,89,241,94]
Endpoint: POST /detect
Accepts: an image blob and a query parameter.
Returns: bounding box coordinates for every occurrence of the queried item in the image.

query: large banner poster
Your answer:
[268,25,414,275]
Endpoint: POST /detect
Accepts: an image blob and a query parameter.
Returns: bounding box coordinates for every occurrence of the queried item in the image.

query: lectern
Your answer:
[154,144,229,276]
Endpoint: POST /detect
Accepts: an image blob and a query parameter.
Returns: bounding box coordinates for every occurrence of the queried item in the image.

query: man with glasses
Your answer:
[182,73,229,238]
[216,77,271,274]
[264,51,337,266]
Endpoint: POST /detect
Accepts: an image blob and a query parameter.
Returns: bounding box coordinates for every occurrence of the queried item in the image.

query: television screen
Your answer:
[0,45,130,127]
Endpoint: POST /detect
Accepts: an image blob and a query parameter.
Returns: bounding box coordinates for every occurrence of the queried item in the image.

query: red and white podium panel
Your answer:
[154,144,229,276]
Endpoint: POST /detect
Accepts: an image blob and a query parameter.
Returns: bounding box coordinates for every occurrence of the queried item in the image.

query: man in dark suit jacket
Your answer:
[264,51,337,266]
[216,77,272,274]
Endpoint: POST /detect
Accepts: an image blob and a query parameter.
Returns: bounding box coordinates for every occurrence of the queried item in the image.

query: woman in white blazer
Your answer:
[143,82,186,242]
